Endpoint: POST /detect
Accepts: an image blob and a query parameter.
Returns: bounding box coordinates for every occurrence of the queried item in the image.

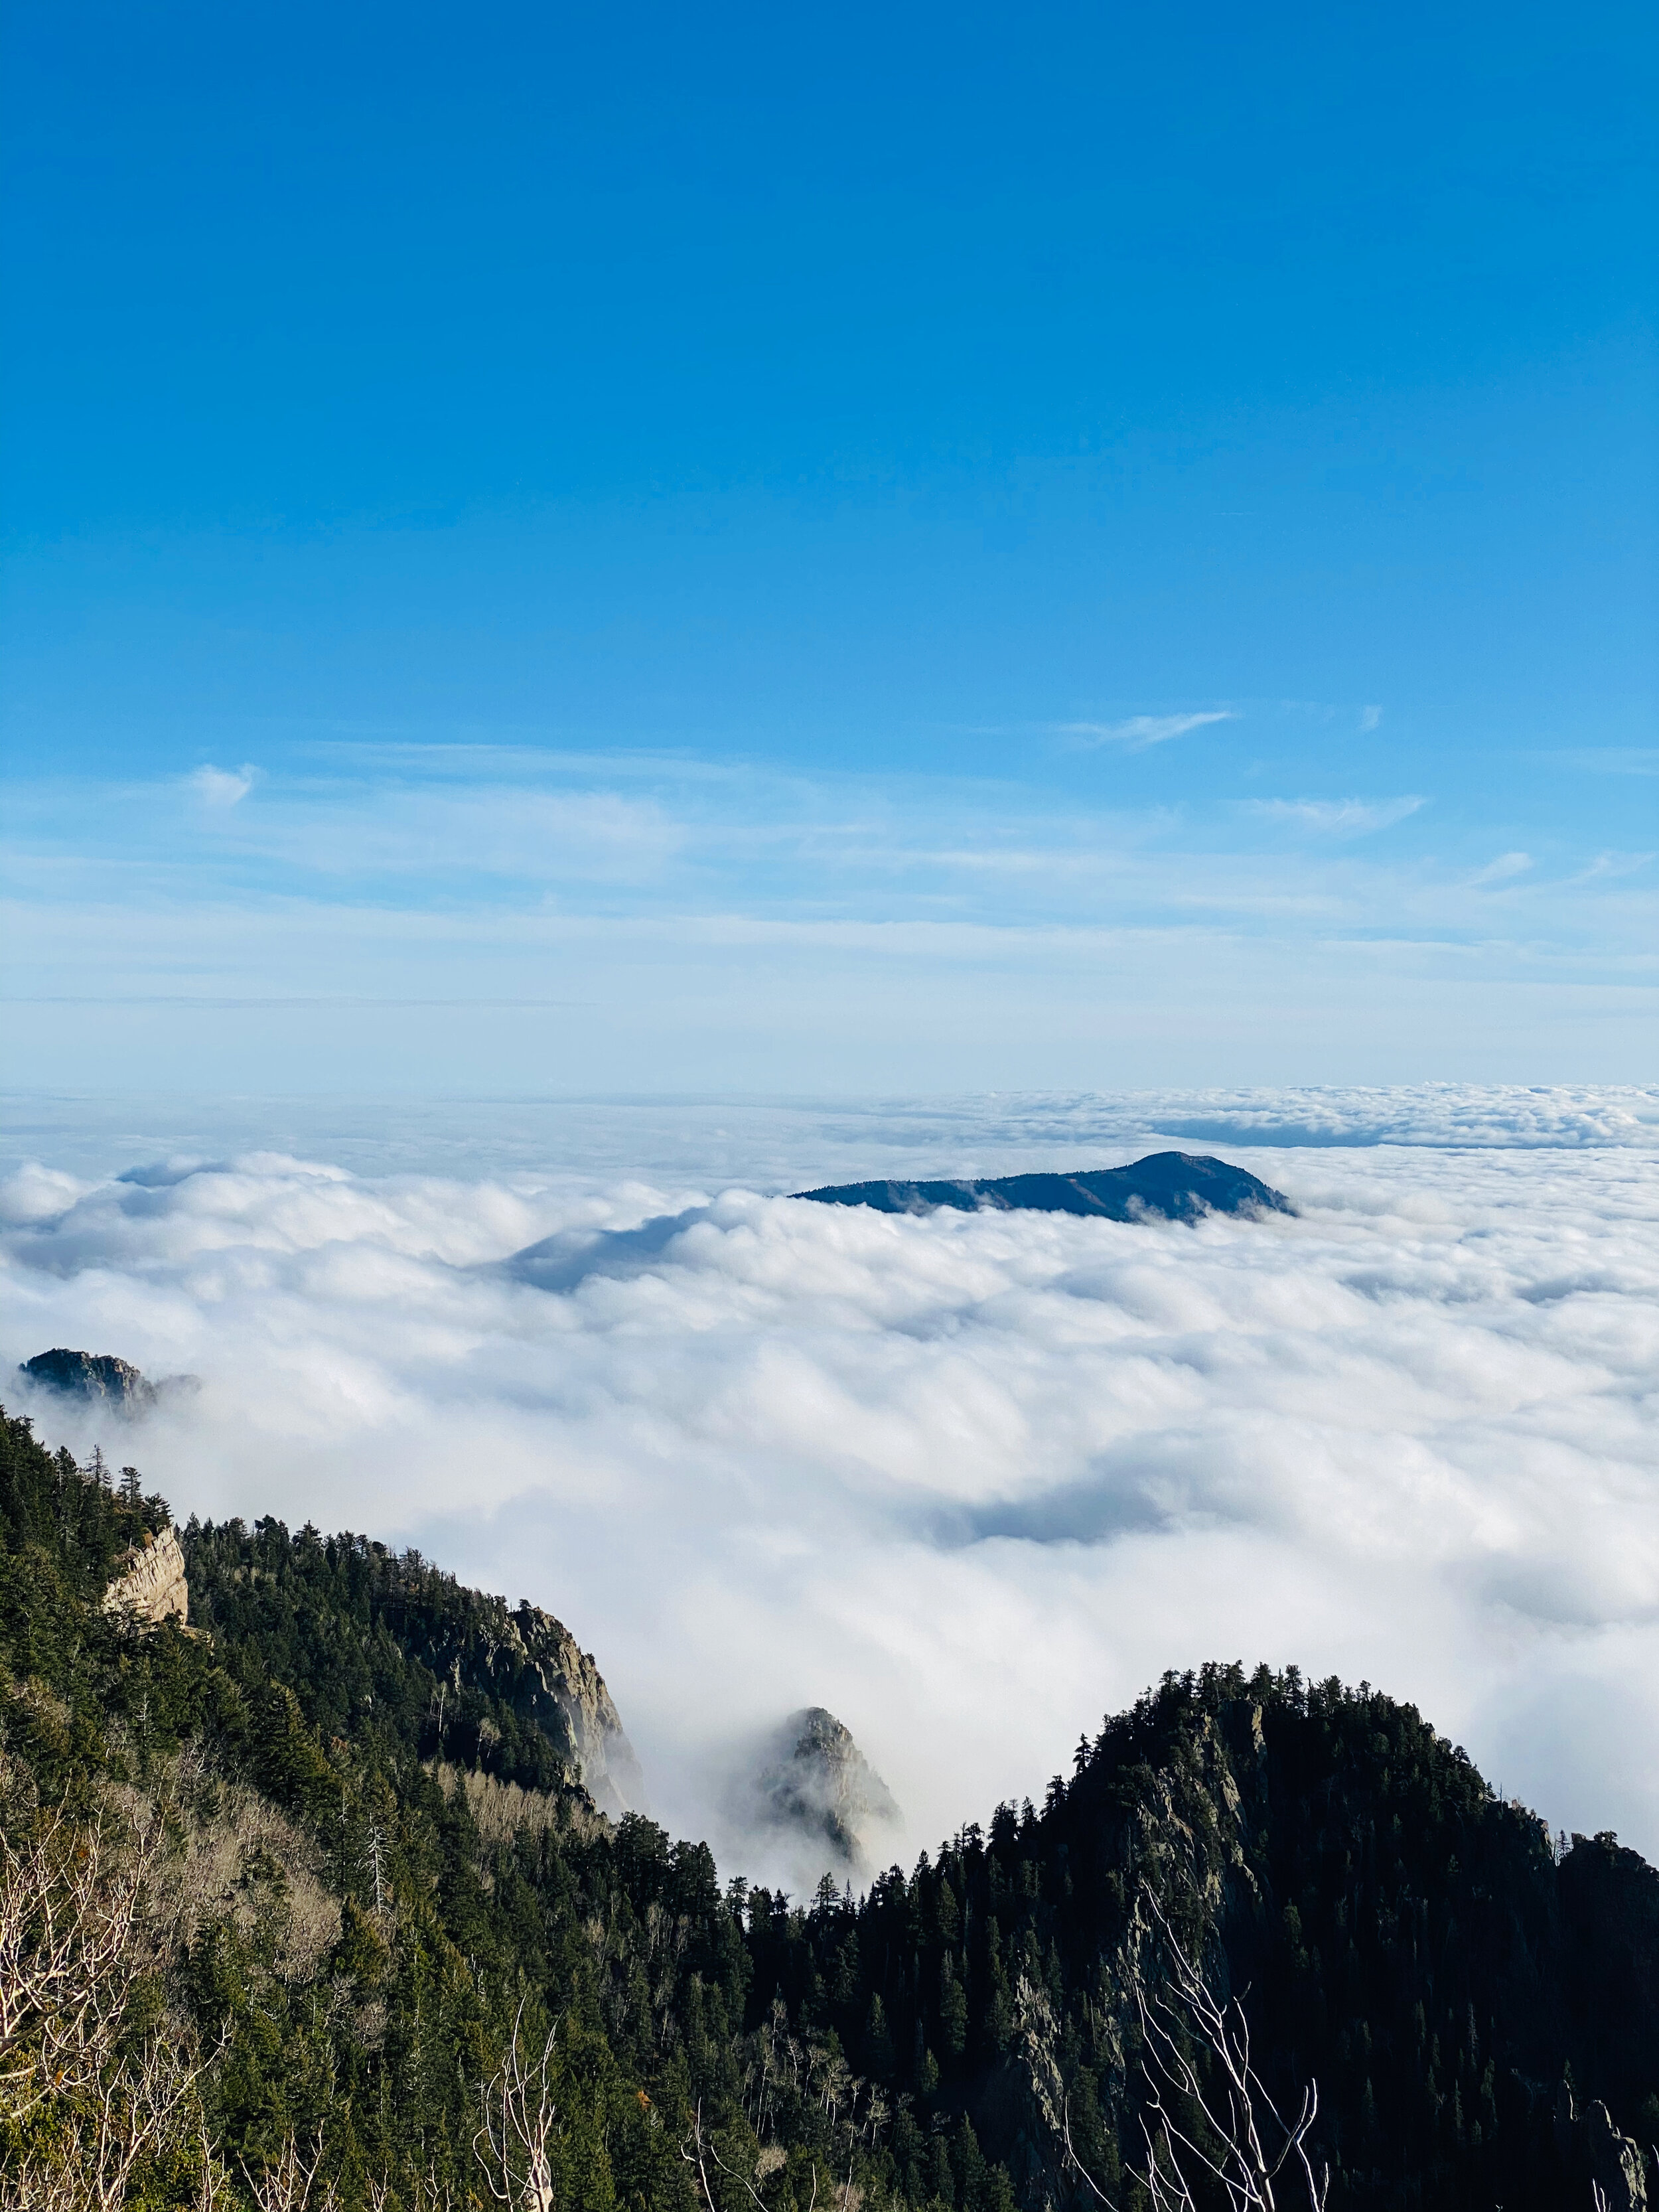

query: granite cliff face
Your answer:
[1555,2088,1650,2212]
[795,1151,1295,1223]
[102,1524,189,1628]
[458,1597,648,1820]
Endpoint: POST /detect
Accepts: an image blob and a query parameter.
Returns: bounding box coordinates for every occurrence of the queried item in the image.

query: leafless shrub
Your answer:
[0,1811,156,2116]
[366,2179,459,2212]
[475,2000,561,2211]
[682,2098,825,2212]
[153,1779,340,1980]
[431,1763,566,1850]
[1064,1889,1329,2212]
[682,2099,770,2212]
[0,1806,222,2212]
[241,2134,340,2212]
[0,2017,208,2212]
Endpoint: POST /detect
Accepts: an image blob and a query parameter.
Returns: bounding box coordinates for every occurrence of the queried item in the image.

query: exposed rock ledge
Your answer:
[103,1526,188,1629]
[428,1594,648,1820]
[490,1603,647,1821]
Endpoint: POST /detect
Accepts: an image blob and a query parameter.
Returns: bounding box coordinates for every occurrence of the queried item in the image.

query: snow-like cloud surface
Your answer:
[3,1091,1656,1881]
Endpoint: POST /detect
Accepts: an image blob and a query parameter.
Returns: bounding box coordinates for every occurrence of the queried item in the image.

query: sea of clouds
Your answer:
[2,1084,1656,1883]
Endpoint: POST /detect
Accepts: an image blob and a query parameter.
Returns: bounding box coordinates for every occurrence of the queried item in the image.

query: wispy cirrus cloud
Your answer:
[5,747,1655,1093]
[1573,851,1656,883]
[1058,710,1234,749]
[1470,851,1534,887]
[1246,796,1423,837]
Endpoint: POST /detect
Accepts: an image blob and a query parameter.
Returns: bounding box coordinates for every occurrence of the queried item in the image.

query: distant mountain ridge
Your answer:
[795,1149,1295,1222]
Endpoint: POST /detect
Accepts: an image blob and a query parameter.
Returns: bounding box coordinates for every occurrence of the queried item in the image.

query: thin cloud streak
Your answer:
[1058,711,1235,748]
[1246,796,1424,836]
[1470,851,1534,887]
[4,753,1656,1088]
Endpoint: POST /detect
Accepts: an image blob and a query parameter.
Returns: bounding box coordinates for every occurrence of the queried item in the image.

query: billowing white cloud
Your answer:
[3,1090,1657,1885]
[0,1162,88,1227]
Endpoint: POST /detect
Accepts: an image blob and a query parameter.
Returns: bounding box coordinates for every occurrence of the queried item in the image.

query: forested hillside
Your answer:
[1,1402,1654,2211]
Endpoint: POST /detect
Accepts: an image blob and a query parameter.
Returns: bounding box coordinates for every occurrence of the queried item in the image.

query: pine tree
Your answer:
[940,1954,968,2061]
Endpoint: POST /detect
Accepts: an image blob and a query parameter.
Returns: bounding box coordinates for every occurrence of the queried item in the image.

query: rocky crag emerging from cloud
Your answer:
[744,1706,901,1880]
[21,1345,159,1406]
[795,1149,1295,1221]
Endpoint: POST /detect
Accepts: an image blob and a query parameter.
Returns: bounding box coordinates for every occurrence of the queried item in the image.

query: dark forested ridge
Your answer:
[793,1154,1295,1223]
[1,1400,1654,2211]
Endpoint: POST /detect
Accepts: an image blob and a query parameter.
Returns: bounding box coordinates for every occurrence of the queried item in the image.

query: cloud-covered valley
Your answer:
[3,1088,1656,1881]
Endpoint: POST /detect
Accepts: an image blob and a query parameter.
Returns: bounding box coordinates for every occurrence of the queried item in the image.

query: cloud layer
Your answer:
[5,744,1654,1092]
[3,1089,1656,1883]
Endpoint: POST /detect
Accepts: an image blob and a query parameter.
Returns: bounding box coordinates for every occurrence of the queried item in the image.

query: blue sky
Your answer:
[2,0,1654,1093]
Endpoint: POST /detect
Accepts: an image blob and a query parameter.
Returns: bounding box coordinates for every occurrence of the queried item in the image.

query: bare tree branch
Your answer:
[1060,1887,1329,2212]
[242,2136,340,2212]
[475,1999,561,2212]
[0,1804,222,2212]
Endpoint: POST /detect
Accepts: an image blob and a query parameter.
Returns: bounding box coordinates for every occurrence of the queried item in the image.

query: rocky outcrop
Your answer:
[494,1603,647,1821]
[1555,2085,1650,2211]
[413,1592,646,1818]
[23,1348,157,1407]
[794,1152,1295,1224]
[103,1526,188,1628]
[744,1708,901,1878]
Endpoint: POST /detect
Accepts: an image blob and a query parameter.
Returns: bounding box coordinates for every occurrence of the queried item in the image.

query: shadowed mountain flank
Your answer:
[793,1150,1295,1222]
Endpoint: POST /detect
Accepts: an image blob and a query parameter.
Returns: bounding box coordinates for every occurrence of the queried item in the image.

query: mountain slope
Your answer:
[1,1403,1654,2211]
[181,1514,646,1814]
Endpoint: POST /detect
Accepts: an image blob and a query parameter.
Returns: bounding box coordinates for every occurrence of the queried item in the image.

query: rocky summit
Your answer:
[794,1149,1295,1222]
[21,1347,158,1406]
[748,1706,901,1877]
